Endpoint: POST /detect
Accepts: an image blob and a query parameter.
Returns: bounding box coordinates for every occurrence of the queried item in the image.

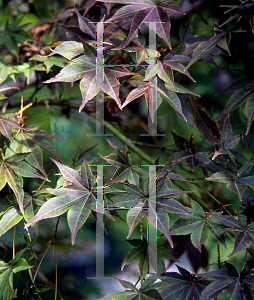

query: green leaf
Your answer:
[0,207,23,237]
[50,41,84,60]
[160,265,210,300]
[25,158,99,245]
[0,114,22,141]
[0,261,16,300]
[121,245,146,271]
[113,276,138,291]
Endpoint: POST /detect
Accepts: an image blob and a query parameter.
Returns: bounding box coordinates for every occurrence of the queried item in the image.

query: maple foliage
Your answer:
[1,0,254,299]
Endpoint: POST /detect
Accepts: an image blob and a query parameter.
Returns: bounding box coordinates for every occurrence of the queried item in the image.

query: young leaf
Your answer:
[99,138,144,185]
[212,114,240,162]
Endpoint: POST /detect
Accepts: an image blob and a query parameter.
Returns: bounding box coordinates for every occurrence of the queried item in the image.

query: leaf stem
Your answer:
[55,258,58,300]
[173,181,211,212]
[217,240,221,269]
[54,216,60,243]
[13,225,16,259]
[191,182,233,216]
[33,242,51,282]
[140,219,143,241]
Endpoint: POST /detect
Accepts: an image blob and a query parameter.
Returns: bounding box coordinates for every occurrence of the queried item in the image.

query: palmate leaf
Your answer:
[209,213,254,258]
[0,249,33,300]
[212,114,241,161]
[218,84,254,128]
[122,237,174,275]
[145,50,195,89]
[45,40,136,111]
[169,201,227,251]
[98,274,168,300]
[189,97,221,144]
[122,76,187,122]
[0,153,48,214]
[99,138,144,185]
[110,182,191,246]
[0,114,23,141]
[0,207,23,238]
[48,41,84,60]
[6,123,64,177]
[206,160,254,200]
[0,17,31,58]
[60,9,97,42]
[199,263,254,300]
[97,0,184,49]
[186,26,232,70]
[24,158,107,245]
[160,265,210,300]
[169,131,206,172]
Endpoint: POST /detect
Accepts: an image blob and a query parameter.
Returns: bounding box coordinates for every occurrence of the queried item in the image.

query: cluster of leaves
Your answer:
[1,0,254,299]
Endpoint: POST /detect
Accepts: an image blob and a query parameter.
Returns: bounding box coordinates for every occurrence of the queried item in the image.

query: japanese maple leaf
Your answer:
[206,160,254,200]
[210,212,254,258]
[145,48,195,89]
[97,0,185,49]
[110,183,191,246]
[217,70,254,135]
[182,19,224,67]
[160,265,210,300]
[122,237,176,275]
[25,158,107,245]
[169,201,228,252]
[212,114,241,162]
[60,9,97,43]
[186,25,232,70]
[199,263,254,300]
[99,138,144,185]
[0,249,33,299]
[0,113,23,141]
[98,275,168,300]
[122,75,187,122]
[189,96,221,144]
[169,131,206,172]
[0,153,47,214]
[45,42,136,111]
[7,123,64,177]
